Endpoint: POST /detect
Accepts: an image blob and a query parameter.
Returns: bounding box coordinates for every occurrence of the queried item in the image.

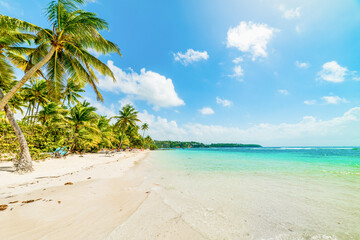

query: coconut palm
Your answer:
[37,102,68,125]
[23,79,50,123]
[0,59,33,172]
[67,101,99,151]
[62,78,85,106]
[141,123,149,138]
[97,116,116,148]
[0,15,40,172]
[0,1,120,172]
[0,0,121,110]
[113,104,141,149]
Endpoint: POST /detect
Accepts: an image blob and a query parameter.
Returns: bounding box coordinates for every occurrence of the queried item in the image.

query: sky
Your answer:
[2,0,360,146]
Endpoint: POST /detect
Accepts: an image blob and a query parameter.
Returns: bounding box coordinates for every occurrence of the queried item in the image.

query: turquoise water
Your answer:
[156,147,360,178]
[148,147,360,239]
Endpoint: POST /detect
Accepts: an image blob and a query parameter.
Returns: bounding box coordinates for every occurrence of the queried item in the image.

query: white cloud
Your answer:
[139,107,360,146]
[322,96,348,104]
[138,110,187,140]
[199,107,215,115]
[226,21,277,60]
[278,89,289,95]
[279,5,301,19]
[304,100,316,105]
[173,49,209,65]
[97,61,185,109]
[295,61,309,69]
[118,97,134,108]
[216,97,233,107]
[229,65,244,79]
[318,61,348,83]
[84,97,116,117]
[232,57,243,64]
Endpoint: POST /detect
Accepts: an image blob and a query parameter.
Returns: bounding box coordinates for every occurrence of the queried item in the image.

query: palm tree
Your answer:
[37,102,68,125]
[113,104,141,149]
[23,79,49,123]
[141,123,149,138]
[0,0,121,110]
[0,14,41,172]
[0,60,33,172]
[97,116,115,149]
[0,1,120,172]
[67,101,99,151]
[62,78,85,106]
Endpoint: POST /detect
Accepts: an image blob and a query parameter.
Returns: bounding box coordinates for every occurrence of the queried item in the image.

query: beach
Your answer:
[0,151,208,240]
[0,151,152,240]
[1,148,360,240]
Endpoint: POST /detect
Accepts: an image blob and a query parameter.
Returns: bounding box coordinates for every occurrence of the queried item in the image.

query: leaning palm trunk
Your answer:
[0,47,56,111]
[0,89,33,172]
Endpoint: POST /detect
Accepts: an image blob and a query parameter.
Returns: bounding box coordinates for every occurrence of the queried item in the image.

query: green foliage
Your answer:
[0,2,156,161]
[0,101,154,160]
[154,141,262,149]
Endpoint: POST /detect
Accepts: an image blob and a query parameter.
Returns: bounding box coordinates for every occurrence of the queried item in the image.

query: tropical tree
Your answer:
[0,0,121,172]
[0,14,41,172]
[97,116,116,149]
[141,123,149,138]
[62,78,85,106]
[37,102,68,125]
[23,79,50,123]
[67,101,99,151]
[113,104,141,149]
[0,0,121,110]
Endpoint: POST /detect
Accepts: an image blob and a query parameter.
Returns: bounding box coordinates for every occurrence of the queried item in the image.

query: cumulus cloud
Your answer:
[97,61,185,109]
[226,21,277,60]
[318,61,348,83]
[173,49,209,65]
[229,65,244,79]
[279,5,301,19]
[139,107,360,146]
[322,96,348,104]
[304,100,316,105]
[216,97,233,107]
[295,61,309,69]
[199,107,215,115]
[84,97,116,117]
[118,97,134,108]
[232,57,243,64]
[278,89,289,95]
[138,110,187,139]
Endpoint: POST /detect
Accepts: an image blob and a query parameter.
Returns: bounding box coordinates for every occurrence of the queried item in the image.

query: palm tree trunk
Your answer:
[119,128,126,149]
[0,47,56,111]
[30,103,35,124]
[33,103,40,125]
[0,89,33,173]
[24,105,30,118]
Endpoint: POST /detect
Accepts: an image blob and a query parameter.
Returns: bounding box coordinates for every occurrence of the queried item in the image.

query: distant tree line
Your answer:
[154,141,262,149]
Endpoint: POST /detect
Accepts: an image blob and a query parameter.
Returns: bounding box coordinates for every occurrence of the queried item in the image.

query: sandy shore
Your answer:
[0,151,148,239]
[0,151,206,240]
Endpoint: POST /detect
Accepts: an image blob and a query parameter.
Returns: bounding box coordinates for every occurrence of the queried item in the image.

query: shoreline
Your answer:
[0,151,153,240]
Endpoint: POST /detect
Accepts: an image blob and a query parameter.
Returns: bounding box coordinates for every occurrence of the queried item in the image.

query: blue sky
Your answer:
[3,0,360,146]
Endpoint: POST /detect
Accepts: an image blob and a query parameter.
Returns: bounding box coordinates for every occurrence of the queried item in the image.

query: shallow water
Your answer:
[147,148,360,240]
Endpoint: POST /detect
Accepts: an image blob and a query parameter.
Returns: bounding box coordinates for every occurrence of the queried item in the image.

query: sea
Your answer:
[146,147,360,240]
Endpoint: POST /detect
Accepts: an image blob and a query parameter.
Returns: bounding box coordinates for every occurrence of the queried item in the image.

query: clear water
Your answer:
[148,147,360,239]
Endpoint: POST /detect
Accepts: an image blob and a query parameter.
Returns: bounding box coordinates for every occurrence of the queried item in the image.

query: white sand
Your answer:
[0,151,207,240]
[0,151,155,239]
[0,152,146,198]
